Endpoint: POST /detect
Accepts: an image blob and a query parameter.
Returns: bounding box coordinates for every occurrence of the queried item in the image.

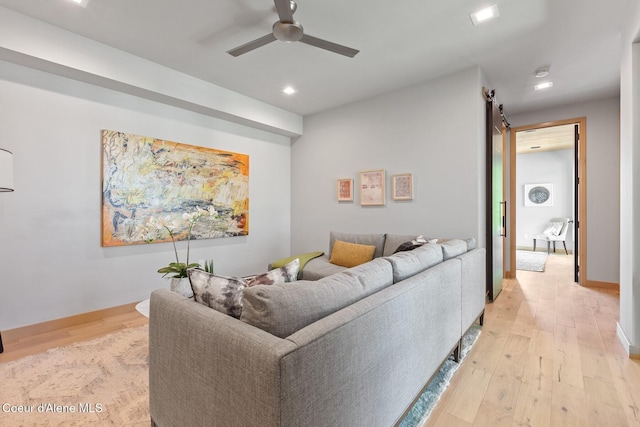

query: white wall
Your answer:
[516,149,574,251]
[509,97,620,284]
[0,60,291,330]
[290,67,487,254]
[618,1,640,356]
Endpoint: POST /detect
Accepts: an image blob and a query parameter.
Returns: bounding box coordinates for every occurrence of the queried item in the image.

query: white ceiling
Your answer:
[0,0,630,117]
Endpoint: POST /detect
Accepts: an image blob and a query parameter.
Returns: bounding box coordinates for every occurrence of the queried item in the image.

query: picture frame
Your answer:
[392,173,413,200]
[360,169,385,206]
[337,178,353,202]
[524,183,553,207]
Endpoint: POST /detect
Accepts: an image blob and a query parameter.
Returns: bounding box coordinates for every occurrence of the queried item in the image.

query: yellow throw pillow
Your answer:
[329,240,376,268]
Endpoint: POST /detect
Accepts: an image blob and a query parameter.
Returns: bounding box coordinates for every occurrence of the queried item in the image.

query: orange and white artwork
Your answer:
[101,130,249,247]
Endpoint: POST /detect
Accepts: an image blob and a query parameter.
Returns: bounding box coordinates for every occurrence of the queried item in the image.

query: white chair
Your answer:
[533,217,571,254]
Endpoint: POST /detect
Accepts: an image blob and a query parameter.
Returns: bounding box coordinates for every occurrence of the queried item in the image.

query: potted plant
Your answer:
[138,205,218,296]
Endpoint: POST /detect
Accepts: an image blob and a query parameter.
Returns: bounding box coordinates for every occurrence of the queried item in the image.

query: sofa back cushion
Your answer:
[383,234,423,257]
[384,243,444,282]
[241,258,393,338]
[438,239,469,260]
[384,234,477,257]
[329,231,386,259]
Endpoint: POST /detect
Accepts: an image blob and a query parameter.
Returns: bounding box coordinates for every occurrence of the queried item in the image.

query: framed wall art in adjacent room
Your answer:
[392,173,413,201]
[337,178,353,202]
[360,169,385,206]
[524,183,553,207]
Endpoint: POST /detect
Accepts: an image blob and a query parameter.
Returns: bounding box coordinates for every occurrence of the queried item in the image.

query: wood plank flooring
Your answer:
[0,303,148,363]
[425,253,640,427]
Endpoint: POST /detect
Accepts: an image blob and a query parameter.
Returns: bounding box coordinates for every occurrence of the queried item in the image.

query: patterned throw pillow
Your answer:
[245,258,300,287]
[187,269,246,318]
[187,258,300,318]
[329,240,376,268]
[393,235,428,253]
[393,241,424,253]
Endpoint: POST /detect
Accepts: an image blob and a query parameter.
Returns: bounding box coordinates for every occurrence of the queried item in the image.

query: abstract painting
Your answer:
[101,130,249,247]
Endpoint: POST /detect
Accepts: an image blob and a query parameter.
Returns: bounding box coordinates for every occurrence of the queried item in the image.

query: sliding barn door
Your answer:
[574,124,580,283]
[486,93,505,302]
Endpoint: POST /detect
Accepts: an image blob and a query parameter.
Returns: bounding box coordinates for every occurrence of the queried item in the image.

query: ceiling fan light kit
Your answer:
[273,21,304,42]
[227,0,359,58]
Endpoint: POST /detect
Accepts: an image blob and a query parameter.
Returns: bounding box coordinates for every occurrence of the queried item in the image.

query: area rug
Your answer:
[398,324,481,427]
[0,325,149,426]
[516,249,548,272]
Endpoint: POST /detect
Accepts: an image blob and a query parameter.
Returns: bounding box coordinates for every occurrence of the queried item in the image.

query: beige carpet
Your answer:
[0,325,149,426]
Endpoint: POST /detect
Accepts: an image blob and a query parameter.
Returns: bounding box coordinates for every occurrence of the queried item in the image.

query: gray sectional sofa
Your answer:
[149,232,485,427]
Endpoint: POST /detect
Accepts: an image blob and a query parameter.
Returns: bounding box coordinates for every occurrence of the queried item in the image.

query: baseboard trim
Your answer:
[584,280,619,291]
[515,246,574,254]
[2,302,139,343]
[617,322,640,359]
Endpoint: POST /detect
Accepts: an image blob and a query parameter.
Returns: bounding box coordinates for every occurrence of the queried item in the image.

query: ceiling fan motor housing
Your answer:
[273,21,304,42]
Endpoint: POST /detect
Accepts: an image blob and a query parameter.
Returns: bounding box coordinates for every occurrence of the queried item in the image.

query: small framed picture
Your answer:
[360,169,385,206]
[337,178,353,202]
[392,173,413,200]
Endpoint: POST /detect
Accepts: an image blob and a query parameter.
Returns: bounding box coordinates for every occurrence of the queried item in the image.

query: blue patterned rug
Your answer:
[398,324,481,427]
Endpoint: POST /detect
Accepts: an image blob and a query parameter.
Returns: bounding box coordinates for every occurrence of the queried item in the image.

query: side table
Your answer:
[135,299,150,318]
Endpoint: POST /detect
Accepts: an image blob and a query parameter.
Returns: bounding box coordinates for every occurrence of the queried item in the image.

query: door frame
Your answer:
[508,117,587,286]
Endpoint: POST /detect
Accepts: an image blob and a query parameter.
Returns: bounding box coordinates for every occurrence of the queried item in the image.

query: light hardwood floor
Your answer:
[425,253,640,427]
[0,302,148,363]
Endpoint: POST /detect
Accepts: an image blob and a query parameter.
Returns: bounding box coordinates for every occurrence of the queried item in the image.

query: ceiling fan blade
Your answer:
[274,0,294,23]
[227,33,277,57]
[300,34,359,58]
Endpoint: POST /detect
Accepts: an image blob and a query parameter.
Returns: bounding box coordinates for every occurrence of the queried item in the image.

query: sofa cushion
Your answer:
[300,255,347,280]
[188,269,246,319]
[241,258,393,338]
[383,234,422,257]
[438,239,469,260]
[329,231,386,258]
[246,258,300,286]
[329,240,376,268]
[384,243,444,283]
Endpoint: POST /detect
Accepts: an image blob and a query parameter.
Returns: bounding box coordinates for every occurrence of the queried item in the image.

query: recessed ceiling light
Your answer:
[534,81,553,91]
[470,5,499,25]
[68,0,89,7]
[534,66,550,78]
[282,86,296,95]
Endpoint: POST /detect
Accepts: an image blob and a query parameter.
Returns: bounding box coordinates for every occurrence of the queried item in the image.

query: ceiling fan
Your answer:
[227,0,359,58]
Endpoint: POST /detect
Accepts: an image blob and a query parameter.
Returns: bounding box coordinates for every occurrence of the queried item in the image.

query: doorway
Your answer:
[508,118,586,285]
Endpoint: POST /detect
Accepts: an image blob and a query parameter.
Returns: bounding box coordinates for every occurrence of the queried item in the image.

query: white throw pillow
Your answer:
[543,222,564,236]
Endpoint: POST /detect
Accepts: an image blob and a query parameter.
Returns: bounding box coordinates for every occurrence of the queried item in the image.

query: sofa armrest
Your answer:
[457,248,486,335]
[149,289,296,427]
